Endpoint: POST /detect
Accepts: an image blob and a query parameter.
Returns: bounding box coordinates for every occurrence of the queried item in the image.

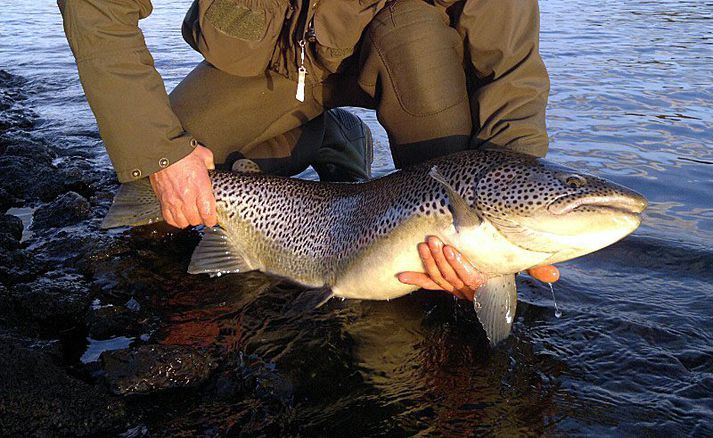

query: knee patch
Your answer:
[362,0,467,117]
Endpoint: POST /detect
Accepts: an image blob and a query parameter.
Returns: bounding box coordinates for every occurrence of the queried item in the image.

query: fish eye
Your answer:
[565,174,587,188]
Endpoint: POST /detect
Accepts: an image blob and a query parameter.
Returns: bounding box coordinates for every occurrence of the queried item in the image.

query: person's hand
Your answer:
[149,145,217,229]
[397,236,560,301]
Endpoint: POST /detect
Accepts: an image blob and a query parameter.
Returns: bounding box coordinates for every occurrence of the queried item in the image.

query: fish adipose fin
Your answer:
[428,165,481,231]
[474,274,518,346]
[188,226,252,277]
[101,179,163,229]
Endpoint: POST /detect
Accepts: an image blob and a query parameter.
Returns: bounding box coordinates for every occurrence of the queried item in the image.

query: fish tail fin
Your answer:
[474,274,518,346]
[101,178,163,229]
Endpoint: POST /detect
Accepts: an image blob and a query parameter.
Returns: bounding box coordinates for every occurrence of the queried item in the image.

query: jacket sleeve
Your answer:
[59,0,197,182]
[456,0,550,157]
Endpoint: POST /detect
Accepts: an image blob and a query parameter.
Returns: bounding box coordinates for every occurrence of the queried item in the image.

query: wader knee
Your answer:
[228,109,373,183]
[358,0,472,168]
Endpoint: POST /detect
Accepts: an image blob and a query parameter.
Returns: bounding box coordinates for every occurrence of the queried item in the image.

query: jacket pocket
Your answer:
[196,0,287,76]
[312,1,386,73]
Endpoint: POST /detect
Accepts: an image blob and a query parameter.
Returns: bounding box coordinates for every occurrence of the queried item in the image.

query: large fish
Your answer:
[102,150,647,344]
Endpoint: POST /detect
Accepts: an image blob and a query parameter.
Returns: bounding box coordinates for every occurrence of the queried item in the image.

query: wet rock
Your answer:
[0,156,64,202]
[9,273,93,330]
[0,187,16,213]
[87,304,145,340]
[0,246,43,286]
[32,191,91,229]
[3,138,56,165]
[58,156,111,199]
[0,339,125,436]
[0,213,23,240]
[102,344,217,395]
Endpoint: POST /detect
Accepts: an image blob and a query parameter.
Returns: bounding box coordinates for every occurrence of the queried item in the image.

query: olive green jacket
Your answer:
[60,0,549,182]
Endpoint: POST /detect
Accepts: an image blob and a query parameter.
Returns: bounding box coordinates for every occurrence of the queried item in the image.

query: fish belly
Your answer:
[331,217,552,300]
[332,216,445,300]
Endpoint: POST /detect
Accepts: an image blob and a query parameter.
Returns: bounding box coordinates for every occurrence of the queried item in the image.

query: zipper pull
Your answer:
[296,39,306,102]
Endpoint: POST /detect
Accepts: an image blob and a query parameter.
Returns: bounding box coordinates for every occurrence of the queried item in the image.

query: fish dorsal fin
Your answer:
[473,274,517,345]
[428,165,481,231]
[188,226,252,277]
[101,178,163,229]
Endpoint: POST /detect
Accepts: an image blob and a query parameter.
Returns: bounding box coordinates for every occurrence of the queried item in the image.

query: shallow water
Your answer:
[1,0,712,435]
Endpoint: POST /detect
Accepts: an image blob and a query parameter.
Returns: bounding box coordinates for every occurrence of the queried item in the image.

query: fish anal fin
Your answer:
[473,274,517,346]
[188,226,252,276]
[428,165,481,231]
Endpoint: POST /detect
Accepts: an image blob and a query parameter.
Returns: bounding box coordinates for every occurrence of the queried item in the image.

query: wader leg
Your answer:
[170,61,373,181]
[355,0,472,169]
[169,61,324,173]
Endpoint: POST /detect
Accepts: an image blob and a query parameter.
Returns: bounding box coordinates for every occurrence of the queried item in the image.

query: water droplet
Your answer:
[548,282,562,318]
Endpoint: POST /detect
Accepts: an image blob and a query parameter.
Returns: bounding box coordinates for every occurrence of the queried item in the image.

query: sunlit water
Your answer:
[2,0,712,435]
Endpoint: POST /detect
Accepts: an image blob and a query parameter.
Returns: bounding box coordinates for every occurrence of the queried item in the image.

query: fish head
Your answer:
[476,156,648,264]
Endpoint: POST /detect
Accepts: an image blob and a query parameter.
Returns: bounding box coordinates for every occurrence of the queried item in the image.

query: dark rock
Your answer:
[0,187,16,213]
[0,247,43,286]
[9,273,93,330]
[32,191,91,229]
[3,139,56,165]
[101,345,217,395]
[0,155,64,202]
[0,232,21,251]
[86,305,144,340]
[58,156,109,199]
[0,213,23,240]
[0,339,125,436]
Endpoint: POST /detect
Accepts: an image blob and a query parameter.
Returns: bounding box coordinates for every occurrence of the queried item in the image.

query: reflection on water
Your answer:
[1,0,712,435]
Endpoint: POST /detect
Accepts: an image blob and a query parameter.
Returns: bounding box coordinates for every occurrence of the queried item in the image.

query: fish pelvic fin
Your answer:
[101,178,163,229]
[287,286,334,316]
[428,165,481,231]
[188,226,252,277]
[473,274,518,346]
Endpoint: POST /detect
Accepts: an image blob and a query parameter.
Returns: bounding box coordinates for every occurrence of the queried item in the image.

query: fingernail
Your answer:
[429,237,442,248]
[444,246,455,259]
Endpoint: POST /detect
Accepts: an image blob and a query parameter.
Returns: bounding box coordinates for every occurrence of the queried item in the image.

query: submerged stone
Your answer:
[0,338,125,436]
[9,273,93,330]
[101,344,217,396]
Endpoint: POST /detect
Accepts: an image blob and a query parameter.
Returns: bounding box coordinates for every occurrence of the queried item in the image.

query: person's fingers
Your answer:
[443,245,487,290]
[184,204,202,227]
[528,265,560,283]
[396,272,443,290]
[197,190,217,227]
[162,208,177,228]
[196,145,215,170]
[418,242,453,292]
[427,237,465,290]
[171,209,190,229]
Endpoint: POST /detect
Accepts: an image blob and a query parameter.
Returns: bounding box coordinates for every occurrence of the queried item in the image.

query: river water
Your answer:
[1,0,712,435]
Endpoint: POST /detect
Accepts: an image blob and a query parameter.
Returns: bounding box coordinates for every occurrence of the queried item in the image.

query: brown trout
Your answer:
[102,150,647,344]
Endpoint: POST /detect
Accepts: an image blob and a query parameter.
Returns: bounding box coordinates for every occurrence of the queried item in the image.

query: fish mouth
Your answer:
[547,193,648,216]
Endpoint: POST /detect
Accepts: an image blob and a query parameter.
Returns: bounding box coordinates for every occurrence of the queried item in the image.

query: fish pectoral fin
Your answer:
[101,178,163,229]
[428,165,481,232]
[187,226,252,277]
[473,274,517,346]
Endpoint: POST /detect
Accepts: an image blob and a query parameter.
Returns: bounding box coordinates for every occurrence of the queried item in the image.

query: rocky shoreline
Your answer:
[0,70,295,436]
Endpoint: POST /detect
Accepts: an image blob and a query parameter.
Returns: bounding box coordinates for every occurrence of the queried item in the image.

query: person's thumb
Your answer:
[195,144,215,170]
